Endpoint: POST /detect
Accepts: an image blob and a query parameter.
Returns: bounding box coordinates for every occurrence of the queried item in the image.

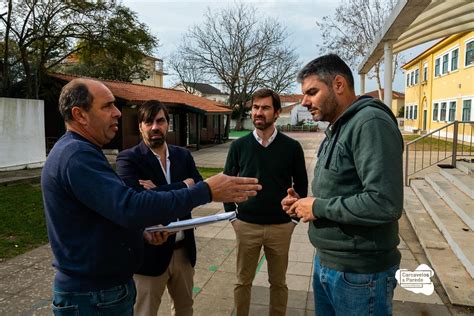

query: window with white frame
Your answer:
[448,101,456,121]
[414,105,418,120]
[451,48,459,71]
[442,54,449,73]
[433,103,439,121]
[440,102,447,121]
[462,100,472,121]
[423,63,428,81]
[465,39,474,67]
[406,68,420,86]
[435,46,460,77]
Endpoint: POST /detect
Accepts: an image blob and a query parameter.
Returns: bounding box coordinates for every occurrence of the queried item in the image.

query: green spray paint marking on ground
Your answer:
[256,255,266,273]
[209,265,218,272]
[192,287,201,294]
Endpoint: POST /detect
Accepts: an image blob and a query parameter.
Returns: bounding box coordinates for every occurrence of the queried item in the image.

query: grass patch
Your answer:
[229,130,251,138]
[403,134,474,152]
[0,183,48,261]
[197,167,224,179]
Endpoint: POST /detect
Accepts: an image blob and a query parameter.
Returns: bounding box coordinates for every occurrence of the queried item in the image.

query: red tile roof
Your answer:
[364,89,405,100]
[49,73,231,114]
[280,94,303,103]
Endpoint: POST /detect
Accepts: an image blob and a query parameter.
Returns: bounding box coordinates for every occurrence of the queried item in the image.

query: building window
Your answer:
[462,100,472,121]
[433,103,439,121]
[414,69,419,84]
[442,54,449,74]
[451,48,459,71]
[414,105,418,120]
[423,63,428,81]
[405,105,409,119]
[213,115,219,128]
[448,101,456,122]
[440,102,447,121]
[435,58,440,77]
[466,40,474,67]
[410,72,414,85]
[406,73,410,86]
[168,115,174,132]
[201,115,207,129]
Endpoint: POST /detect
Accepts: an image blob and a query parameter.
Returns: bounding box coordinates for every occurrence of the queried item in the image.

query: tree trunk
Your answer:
[1,0,13,96]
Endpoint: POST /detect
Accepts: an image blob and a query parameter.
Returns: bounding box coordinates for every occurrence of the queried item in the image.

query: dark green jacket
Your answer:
[310,96,404,273]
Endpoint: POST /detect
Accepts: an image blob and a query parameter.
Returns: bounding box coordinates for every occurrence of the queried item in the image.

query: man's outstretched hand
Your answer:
[205,173,262,203]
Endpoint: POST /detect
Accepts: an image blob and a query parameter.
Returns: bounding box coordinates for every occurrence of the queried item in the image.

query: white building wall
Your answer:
[0,98,46,170]
[291,104,313,125]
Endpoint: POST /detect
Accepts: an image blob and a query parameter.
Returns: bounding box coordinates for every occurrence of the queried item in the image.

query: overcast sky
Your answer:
[121,0,427,93]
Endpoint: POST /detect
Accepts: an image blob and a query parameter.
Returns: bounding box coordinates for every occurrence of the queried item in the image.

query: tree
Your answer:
[316,0,400,98]
[63,6,158,82]
[168,53,211,93]
[0,1,157,98]
[173,3,300,130]
[0,0,113,98]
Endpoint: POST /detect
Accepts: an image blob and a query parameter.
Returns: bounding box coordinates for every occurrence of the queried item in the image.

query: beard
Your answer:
[252,116,274,131]
[147,131,165,148]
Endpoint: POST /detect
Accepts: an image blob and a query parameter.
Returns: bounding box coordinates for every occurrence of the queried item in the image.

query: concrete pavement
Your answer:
[0,131,457,315]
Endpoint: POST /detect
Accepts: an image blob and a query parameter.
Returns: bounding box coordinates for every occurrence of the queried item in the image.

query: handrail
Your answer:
[404,120,474,186]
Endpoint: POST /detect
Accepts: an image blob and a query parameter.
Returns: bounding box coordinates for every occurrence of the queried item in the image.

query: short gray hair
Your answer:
[58,79,93,122]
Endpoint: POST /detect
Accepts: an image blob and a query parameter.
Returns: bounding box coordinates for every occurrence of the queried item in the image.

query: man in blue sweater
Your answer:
[224,88,308,315]
[41,78,261,315]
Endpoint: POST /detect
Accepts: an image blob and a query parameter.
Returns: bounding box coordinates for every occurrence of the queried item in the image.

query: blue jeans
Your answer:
[313,254,398,316]
[51,279,136,316]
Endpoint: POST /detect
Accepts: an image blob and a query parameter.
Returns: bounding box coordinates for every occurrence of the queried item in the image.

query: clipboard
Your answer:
[145,211,236,233]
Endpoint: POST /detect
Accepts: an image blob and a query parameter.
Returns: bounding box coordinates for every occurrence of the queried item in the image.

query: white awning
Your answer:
[357,0,474,107]
[359,0,474,75]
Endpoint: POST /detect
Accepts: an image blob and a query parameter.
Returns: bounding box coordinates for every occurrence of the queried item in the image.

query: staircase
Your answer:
[406,159,474,307]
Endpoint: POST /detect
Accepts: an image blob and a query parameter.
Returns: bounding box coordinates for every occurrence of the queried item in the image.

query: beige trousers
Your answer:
[232,220,295,316]
[133,248,194,316]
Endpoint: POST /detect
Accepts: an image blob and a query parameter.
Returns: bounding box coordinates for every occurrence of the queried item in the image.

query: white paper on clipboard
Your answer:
[145,211,236,233]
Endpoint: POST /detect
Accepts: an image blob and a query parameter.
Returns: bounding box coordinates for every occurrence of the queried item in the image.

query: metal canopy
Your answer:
[359,0,474,75]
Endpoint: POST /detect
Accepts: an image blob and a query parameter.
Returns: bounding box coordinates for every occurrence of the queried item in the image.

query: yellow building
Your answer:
[402,31,474,137]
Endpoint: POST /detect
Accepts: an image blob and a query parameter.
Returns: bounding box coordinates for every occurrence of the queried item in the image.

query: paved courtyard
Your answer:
[0,132,457,315]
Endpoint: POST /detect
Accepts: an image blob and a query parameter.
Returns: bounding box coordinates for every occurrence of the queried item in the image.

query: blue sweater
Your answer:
[41,131,211,291]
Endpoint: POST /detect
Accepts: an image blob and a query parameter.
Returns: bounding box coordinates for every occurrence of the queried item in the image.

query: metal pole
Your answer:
[452,121,458,167]
[360,74,366,96]
[384,42,393,108]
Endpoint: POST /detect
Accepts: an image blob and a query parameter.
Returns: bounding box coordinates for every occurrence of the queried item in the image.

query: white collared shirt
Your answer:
[253,127,278,147]
[153,144,184,242]
[153,144,171,185]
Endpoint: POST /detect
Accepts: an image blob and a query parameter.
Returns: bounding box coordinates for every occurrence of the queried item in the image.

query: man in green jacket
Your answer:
[282,54,403,316]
